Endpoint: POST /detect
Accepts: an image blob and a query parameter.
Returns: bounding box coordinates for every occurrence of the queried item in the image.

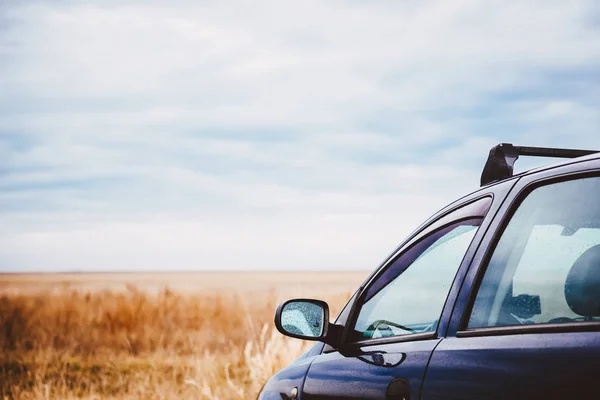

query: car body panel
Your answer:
[423,156,600,399]
[302,338,440,399]
[261,152,600,400]
[298,185,512,399]
[421,332,600,400]
[447,156,600,337]
[259,351,315,400]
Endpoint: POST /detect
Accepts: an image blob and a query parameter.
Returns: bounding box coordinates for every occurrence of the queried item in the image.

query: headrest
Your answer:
[565,244,600,317]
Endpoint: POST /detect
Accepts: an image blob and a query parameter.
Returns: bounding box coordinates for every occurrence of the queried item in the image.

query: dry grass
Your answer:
[0,273,361,399]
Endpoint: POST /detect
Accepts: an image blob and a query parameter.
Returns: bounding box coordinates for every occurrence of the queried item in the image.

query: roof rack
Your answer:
[480,143,599,187]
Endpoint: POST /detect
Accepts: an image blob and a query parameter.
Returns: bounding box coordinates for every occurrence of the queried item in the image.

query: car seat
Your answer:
[564,244,600,321]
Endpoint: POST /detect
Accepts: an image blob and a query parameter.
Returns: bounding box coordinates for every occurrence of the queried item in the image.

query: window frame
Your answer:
[458,170,600,338]
[339,195,494,348]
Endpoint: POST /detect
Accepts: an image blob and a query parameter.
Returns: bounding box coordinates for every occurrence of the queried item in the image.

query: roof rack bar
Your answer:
[480,143,599,187]
[517,145,597,159]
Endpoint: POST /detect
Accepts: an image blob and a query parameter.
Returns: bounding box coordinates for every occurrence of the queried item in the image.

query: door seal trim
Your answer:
[345,331,436,348]
[457,321,600,338]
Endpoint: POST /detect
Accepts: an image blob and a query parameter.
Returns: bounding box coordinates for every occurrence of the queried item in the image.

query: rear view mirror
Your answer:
[274,299,329,340]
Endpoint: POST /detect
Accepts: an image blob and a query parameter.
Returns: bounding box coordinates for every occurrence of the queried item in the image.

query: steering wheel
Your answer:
[364,319,415,338]
[547,316,574,324]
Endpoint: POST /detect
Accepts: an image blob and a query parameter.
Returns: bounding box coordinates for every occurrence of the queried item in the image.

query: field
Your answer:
[0,271,366,399]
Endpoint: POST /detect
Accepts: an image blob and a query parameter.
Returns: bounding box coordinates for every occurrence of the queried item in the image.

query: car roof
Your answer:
[490,153,600,186]
[358,146,599,296]
[431,145,600,227]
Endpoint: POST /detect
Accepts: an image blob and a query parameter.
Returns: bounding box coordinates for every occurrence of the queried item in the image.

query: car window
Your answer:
[468,176,600,329]
[349,196,490,342]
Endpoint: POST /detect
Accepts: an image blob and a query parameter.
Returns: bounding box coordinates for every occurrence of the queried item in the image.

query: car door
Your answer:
[300,194,498,400]
[422,159,600,400]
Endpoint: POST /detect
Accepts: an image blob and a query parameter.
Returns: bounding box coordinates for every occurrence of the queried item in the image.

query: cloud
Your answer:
[1,0,599,271]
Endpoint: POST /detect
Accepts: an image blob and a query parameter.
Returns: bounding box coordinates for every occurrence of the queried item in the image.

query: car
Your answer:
[258,143,600,400]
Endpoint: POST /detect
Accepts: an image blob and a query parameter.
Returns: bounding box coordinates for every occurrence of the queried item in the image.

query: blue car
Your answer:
[259,143,600,400]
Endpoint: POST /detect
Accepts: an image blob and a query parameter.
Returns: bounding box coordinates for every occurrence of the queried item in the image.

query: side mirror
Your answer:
[274,299,330,341]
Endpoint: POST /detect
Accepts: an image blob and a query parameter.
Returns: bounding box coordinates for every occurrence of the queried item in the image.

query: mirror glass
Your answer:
[280,301,325,338]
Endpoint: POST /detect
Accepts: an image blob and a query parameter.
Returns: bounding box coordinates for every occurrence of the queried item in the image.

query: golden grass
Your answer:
[0,273,359,399]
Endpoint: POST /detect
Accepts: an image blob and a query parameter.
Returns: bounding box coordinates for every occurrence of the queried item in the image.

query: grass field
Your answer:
[0,271,366,399]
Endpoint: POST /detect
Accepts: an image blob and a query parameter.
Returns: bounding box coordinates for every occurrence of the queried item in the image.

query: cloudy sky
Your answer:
[1,0,599,272]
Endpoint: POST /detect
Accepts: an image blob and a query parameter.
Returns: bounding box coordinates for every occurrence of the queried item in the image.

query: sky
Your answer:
[1,0,599,272]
